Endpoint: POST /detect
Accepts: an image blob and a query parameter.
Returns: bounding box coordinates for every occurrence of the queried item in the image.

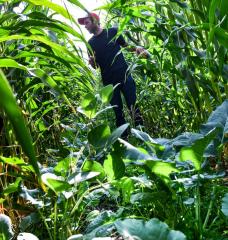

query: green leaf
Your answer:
[99,84,113,104]
[119,177,134,203]
[77,93,97,119]
[54,158,70,176]
[68,172,100,185]
[82,160,105,179]
[24,0,75,23]
[0,59,28,71]
[0,214,13,240]
[0,35,79,63]
[222,193,228,217]
[209,0,219,26]
[3,177,22,195]
[104,150,125,180]
[0,157,34,173]
[119,138,159,162]
[130,191,167,205]
[0,70,40,177]
[179,128,219,170]
[88,124,111,148]
[106,123,129,146]
[41,173,71,194]
[146,161,179,184]
[115,218,186,240]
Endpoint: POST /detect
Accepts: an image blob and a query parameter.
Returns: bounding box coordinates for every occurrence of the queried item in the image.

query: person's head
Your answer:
[78,13,100,34]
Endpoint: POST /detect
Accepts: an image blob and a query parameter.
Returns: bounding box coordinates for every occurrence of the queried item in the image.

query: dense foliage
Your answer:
[0,0,227,240]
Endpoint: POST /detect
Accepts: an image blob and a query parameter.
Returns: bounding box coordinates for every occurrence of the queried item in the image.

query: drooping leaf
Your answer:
[68,172,100,185]
[3,177,22,196]
[179,128,219,170]
[41,173,71,194]
[82,160,105,179]
[114,218,186,240]
[0,70,40,177]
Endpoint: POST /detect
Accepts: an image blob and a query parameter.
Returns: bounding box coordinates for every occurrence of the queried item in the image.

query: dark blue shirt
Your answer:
[88,28,128,83]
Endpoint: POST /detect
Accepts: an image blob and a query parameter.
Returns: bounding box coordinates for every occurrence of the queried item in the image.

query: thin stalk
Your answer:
[70,183,102,215]
[194,174,202,239]
[203,186,215,231]
[38,209,54,240]
[54,200,57,240]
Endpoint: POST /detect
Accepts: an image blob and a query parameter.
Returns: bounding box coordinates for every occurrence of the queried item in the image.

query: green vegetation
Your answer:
[0,0,227,239]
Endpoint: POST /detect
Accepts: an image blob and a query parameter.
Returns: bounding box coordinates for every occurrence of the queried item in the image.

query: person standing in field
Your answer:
[78,13,149,136]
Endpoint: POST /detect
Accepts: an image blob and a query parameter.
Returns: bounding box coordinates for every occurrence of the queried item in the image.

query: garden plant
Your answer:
[0,0,227,239]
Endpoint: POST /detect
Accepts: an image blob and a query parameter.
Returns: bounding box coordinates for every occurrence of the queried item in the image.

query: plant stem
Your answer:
[38,209,54,240]
[203,186,215,231]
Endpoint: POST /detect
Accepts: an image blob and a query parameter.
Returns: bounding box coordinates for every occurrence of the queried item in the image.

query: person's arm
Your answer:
[115,30,150,59]
[124,43,150,58]
[88,54,97,69]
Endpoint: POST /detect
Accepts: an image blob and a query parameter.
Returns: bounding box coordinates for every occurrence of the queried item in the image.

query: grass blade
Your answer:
[0,69,40,177]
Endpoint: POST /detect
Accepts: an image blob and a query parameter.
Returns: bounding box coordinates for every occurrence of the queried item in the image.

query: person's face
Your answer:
[84,18,98,34]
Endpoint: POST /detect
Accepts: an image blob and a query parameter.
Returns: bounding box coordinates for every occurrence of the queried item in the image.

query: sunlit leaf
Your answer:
[179,128,219,170]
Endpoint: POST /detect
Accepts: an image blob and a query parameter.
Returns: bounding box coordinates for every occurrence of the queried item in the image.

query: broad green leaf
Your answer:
[104,150,125,180]
[0,70,40,177]
[68,172,100,185]
[88,124,111,148]
[114,218,186,240]
[222,193,228,217]
[54,158,70,176]
[106,123,129,146]
[85,210,116,234]
[0,156,34,173]
[146,161,179,184]
[3,177,22,196]
[179,128,219,170]
[99,84,113,104]
[41,173,71,194]
[77,93,97,119]
[82,160,105,179]
[130,191,167,205]
[0,214,13,240]
[119,138,159,162]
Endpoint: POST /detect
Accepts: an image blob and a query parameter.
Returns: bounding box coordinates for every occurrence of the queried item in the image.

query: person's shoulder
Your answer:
[88,36,95,44]
[108,27,118,34]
